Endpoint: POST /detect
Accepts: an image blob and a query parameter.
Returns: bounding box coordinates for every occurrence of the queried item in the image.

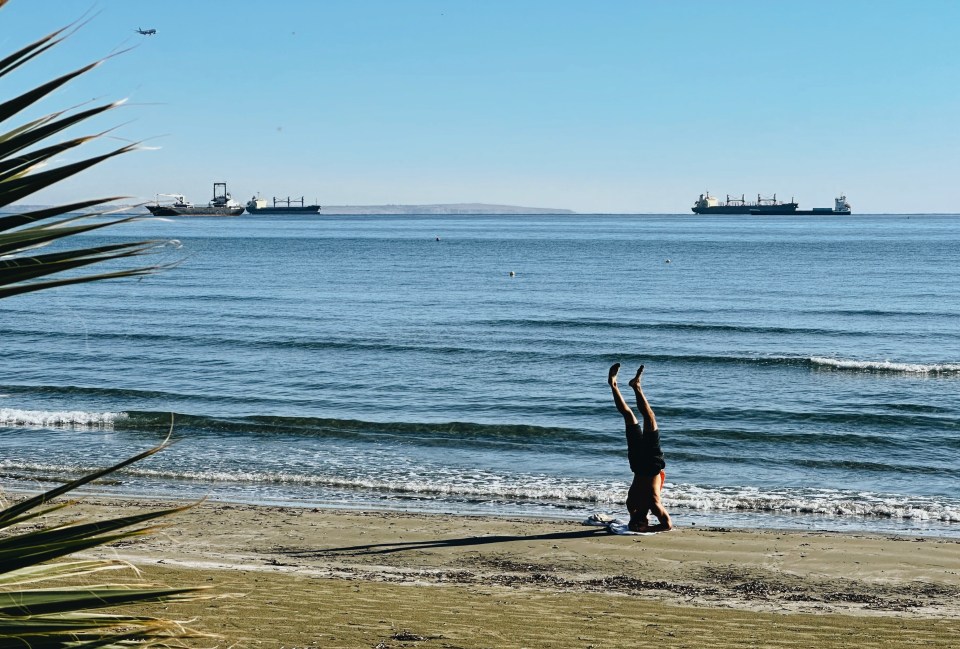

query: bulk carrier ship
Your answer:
[692,193,851,215]
[245,195,321,214]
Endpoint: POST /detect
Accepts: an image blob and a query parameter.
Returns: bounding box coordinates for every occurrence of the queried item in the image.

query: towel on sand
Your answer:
[582,513,671,536]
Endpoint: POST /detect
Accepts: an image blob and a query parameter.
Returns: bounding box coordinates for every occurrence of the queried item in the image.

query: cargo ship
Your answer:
[245,195,321,215]
[146,182,244,217]
[692,193,851,215]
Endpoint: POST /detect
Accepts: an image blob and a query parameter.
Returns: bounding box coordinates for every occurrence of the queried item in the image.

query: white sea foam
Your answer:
[667,484,960,523]
[0,459,74,474]
[4,447,957,524]
[809,356,960,375]
[126,465,623,503]
[46,461,958,524]
[0,408,126,428]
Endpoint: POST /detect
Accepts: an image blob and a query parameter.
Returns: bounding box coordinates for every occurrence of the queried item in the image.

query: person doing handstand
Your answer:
[608,363,673,532]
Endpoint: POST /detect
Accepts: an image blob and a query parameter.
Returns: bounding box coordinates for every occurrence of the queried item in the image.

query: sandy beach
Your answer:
[34,497,958,648]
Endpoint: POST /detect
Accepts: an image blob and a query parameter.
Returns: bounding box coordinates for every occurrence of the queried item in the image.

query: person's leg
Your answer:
[628,365,657,433]
[608,363,638,426]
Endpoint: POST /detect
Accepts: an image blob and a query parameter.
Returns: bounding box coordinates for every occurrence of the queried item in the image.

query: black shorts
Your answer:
[625,422,666,476]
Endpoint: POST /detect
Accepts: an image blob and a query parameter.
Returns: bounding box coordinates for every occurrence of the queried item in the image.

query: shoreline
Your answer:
[26,495,960,647]
[7,483,959,540]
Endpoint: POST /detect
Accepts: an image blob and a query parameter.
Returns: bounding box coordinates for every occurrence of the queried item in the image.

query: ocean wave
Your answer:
[660,404,958,433]
[152,409,957,449]
[669,485,960,523]
[599,353,960,375]
[802,308,957,318]
[0,459,623,505]
[4,458,956,523]
[3,405,955,451]
[8,316,955,379]
[0,410,594,447]
[1,329,500,357]
[0,384,179,401]
[7,336,956,380]
[475,317,851,337]
[793,458,960,477]
[671,428,903,448]
[124,411,607,446]
[0,408,125,428]
[11,313,951,347]
[808,357,960,375]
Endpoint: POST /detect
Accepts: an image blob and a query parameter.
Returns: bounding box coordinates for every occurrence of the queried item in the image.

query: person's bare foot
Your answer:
[608,363,620,387]
[628,364,644,389]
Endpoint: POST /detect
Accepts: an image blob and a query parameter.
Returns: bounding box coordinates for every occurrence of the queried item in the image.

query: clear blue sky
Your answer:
[3,0,958,213]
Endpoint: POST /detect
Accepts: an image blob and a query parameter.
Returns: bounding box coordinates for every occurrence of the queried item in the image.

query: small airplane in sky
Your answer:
[135,27,157,35]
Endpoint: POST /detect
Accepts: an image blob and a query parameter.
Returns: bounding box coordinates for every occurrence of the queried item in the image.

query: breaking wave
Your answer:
[668,484,960,523]
[809,357,960,375]
[3,457,957,524]
[0,408,125,428]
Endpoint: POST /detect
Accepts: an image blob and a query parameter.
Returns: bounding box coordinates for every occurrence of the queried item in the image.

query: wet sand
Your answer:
[41,499,960,647]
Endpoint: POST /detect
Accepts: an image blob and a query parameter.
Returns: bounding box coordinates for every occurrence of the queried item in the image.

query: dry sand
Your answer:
[38,499,960,647]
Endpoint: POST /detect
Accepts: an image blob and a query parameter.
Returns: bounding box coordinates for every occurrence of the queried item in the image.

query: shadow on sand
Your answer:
[278,528,608,557]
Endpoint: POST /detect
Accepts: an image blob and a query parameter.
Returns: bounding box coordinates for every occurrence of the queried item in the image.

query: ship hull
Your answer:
[146,205,244,217]
[693,203,798,215]
[749,209,851,215]
[245,205,321,214]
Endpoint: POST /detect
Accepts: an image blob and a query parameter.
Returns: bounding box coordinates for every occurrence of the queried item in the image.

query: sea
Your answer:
[2,213,958,536]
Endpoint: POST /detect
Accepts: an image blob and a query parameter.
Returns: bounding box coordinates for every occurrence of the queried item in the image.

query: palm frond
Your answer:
[0,587,201,617]
[0,34,167,295]
[0,214,144,255]
[0,198,126,228]
[0,560,126,588]
[0,102,120,163]
[0,143,135,207]
[0,61,100,126]
[1,621,210,649]
[0,441,171,528]
[0,508,191,573]
[0,111,62,146]
[0,8,217,646]
[0,23,67,79]
[0,133,101,182]
[0,263,171,300]
[0,241,165,285]
[0,442,213,645]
